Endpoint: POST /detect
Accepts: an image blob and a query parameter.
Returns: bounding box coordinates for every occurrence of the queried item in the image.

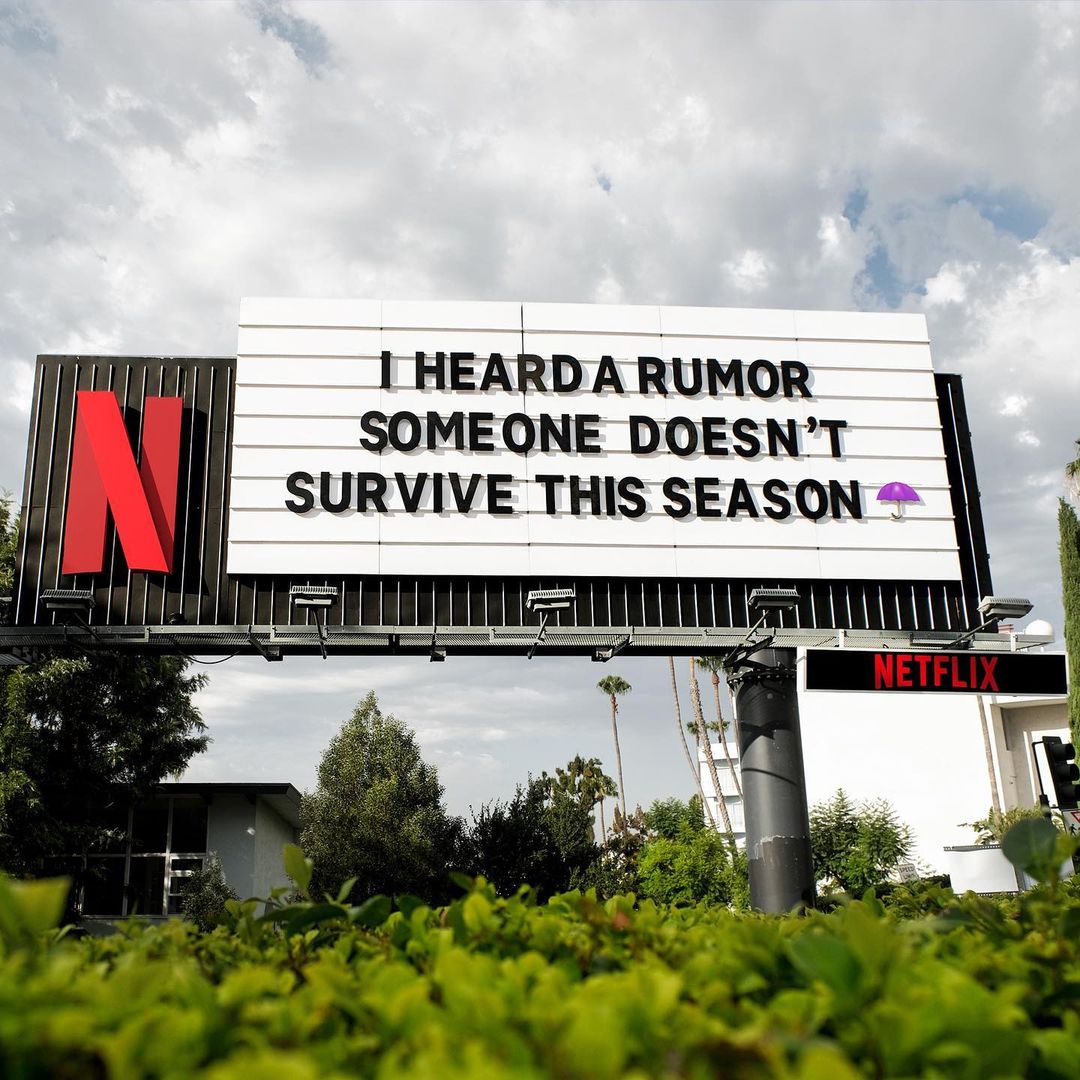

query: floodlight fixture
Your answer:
[524,589,575,660]
[978,596,1034,622]
[747,588,800,613]
[42,589,95,613]
[910,632,961,650]
[593,636,631,663]
[41,588,97,639]
[289,585,339,609]
[289,585,339,659]
[525,588,576,613]
[247,627,282,663]
[944,594,1035,649]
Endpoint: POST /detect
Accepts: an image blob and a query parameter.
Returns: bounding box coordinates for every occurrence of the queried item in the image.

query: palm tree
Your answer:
[668,657,716,827]
[689,657,734,836]
[597,675,630,825]
[578,756,617,843]
[696,654,742,799]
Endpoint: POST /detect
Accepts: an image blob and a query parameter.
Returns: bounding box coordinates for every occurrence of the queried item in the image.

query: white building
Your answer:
[699,679,1069,871]
[698,737,745,848]
[78,782,301,922]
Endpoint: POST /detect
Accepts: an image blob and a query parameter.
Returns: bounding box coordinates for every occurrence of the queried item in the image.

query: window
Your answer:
[77,796,209,918]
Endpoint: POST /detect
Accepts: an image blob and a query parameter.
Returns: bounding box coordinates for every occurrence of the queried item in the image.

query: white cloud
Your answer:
[4,0,1080,818]
[999,394,1030,417]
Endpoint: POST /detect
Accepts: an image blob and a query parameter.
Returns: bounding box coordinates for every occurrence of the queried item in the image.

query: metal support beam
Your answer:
[729,646,816,913]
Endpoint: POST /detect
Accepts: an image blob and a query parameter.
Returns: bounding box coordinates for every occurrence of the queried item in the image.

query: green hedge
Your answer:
[1,858,1080,1078]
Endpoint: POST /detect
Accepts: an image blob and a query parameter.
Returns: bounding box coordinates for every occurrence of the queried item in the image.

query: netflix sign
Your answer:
[804,649,1067,695]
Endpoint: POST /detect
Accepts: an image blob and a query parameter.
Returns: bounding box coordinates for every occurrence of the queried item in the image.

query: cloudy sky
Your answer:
[2,0,1078,819]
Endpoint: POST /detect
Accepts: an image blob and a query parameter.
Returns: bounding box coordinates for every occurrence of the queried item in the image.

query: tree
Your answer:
[180,855,238,932]
[809,789,913,896]
[695,655,741,798]
[644,795,706,840]
[668,658,716,827]
[300,691,462,903]
[638,796,748,908]
[465,755,601,898]
[576,756,617,843]
[0,500,209,877]
[1059,497,1080,746]
[596,675,630,824]
[688,658,734,837]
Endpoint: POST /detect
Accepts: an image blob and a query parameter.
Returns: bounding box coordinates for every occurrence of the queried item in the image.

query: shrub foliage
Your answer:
[1,827,1079,1079]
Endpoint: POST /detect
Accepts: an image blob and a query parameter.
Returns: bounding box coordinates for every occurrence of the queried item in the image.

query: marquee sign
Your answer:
[9,299,996,649]
[804,649,1068,695]
[228,300,963,581]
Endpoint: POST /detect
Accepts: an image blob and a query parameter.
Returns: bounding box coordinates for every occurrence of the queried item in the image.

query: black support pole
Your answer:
[731,646,816,913]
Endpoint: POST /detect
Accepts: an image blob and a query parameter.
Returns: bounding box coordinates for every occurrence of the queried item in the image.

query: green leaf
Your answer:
[395,894,426,919]
[283,843,313,896]
[787,933,861,999]
[335,877,358,904]
[449,871,474,892]
[11,878,70,935]
[352,894,392,928]
[1001,817,1060,881]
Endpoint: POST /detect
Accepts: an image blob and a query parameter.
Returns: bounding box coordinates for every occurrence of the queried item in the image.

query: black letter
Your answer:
[357,473,389,513]
[535,474,564,515]
[618,476,647,518]
[781,361,812,398]
[762,479,791,520]
[630,416,660,454]
[746,360,780,398]
[488,474,515,515]
[829,479,862,519]
[637,357,667,395]
[552,355,583,392]
[663,476,691,518]
[592,356,625,394]
[359,410,388,452]
[726,478,759,518]
[480,353,513,392]
[795,479,829,520]
[575,414,602,454]
[319,472,352,513]
[732,418,761,458]
[450,352,475,390]
[818,419,847,458]
[285,471,315,513]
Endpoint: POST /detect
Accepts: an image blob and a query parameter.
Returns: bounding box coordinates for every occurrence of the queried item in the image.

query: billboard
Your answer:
[230,300,962,582]
[10,300,994,646]
[804,649,1068,695]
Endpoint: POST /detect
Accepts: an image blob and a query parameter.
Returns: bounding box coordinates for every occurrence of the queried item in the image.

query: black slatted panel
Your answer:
[12,356,987,636]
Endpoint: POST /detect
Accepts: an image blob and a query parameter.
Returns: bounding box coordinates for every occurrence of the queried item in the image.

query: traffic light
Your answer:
[1044,736,1080,811]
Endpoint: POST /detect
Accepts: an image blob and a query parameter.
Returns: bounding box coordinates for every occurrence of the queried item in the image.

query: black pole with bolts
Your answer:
[729,646,816,913]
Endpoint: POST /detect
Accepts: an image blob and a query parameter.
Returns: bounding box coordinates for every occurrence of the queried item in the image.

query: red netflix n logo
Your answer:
[62,391,183,575]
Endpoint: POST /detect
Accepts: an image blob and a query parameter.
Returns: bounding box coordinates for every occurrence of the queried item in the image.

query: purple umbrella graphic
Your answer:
[877,481,920,521]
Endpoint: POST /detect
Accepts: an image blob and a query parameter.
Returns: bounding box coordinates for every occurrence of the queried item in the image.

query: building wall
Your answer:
[253,800,300,899]
[698,739,745,847]
[206,794,257,898]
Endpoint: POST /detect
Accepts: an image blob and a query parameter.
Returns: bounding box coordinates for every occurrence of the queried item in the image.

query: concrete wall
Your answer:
[253,800,300,899]
[206,794,257,898]
[798,688,997,872]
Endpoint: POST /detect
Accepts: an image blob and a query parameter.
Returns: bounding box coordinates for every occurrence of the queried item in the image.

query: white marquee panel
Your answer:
[228,299,963,581]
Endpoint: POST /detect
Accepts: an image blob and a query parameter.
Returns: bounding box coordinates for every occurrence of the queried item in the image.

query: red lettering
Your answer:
[62,391,182,574]
[913,654,932,686]
[896,654,912,688]
[980,656,1000,692]
[933,655,948,686]
[951,655,967,688]
[874,653,893,689]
